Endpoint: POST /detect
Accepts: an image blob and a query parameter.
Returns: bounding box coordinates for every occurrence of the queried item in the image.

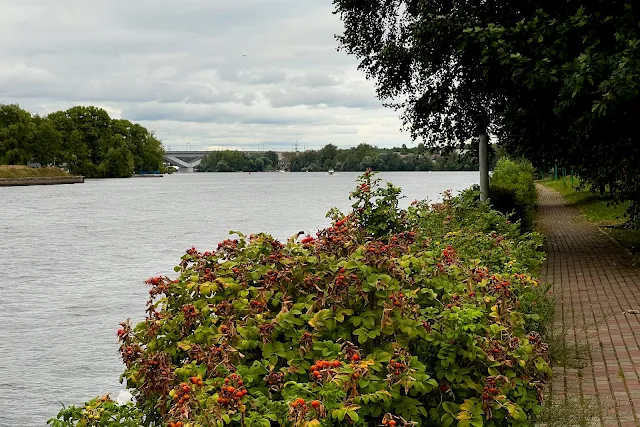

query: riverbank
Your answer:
[538,178,640,264]
[0,165,84,186]
[0,176,85,186]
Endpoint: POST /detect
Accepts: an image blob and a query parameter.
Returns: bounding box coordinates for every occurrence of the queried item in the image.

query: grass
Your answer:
[539,177,640,263]
[546,332,591,369]
[539,397,607,427]
[0,165,71,179]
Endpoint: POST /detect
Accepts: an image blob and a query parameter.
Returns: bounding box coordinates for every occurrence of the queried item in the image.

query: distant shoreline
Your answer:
[0,176,85,186]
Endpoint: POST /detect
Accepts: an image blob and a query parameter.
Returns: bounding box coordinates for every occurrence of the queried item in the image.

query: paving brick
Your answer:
[537,185,640,427]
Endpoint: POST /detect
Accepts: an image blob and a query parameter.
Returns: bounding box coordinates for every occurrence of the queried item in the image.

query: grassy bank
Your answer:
[539,178,640,262]
[0,165,71,178]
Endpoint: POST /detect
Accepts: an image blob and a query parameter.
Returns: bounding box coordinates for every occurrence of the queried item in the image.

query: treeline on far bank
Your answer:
[285,143,497,172]
[197,142,501,173]
[0,104,165,178]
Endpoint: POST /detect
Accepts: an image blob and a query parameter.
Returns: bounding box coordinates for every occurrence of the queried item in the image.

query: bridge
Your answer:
[163,150,289,172]
[163,151,209,172]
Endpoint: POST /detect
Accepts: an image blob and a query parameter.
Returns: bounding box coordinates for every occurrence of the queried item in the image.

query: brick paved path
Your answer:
[537,184,640,426]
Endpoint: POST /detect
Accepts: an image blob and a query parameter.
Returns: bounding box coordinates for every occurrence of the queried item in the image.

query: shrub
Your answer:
[489,159,537,232]
[50,171,551,427]
[0,165,70,178]
[47,395,142,427]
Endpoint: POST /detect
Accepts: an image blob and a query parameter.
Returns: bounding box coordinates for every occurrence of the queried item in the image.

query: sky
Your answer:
[0,0,414,152]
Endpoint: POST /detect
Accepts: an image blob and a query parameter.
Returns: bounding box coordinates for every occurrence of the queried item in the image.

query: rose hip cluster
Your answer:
[441,245,456,264]
[249,299,267,313]
[382,415,399,426]
[365,241,394,256]
[310,359,341,381]
[482,376,502,401]
[217,374,247,406]
[173,381,194,406]
[146,276,171,298]
[300,235,315,245]
[388,292,406,307]
[488,275,512,297]
[291,398,322,409]
[335,267,358,287]
[288,397,325,424]
[445,293,461,310]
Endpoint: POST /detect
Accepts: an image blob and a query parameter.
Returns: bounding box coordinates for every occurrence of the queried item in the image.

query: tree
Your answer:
[333,0,512,199]
[0,104,35,165]
[101,144,135,178]
[450,1,640,220]
[215,160,233,172]
[334,0,640,219]
[0,104,165,178]
[265,150,279,167]
[489,2,640,219]
[33,117,63,165]
[320,143,339,161]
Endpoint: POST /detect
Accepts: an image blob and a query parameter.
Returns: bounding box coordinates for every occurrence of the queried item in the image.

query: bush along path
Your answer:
[49,173,552,427]
[537,184,640,426]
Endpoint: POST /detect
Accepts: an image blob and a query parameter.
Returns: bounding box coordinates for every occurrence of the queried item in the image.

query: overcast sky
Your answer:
[0,0,413,151]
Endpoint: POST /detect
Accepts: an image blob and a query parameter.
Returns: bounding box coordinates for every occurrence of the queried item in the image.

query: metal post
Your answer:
[479,133,489,201]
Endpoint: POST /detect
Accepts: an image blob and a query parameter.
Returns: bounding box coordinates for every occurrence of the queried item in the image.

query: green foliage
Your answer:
[285,144,487,173]
[197,144,491,173]
[101,144,135,178]
[489,159,537,232]
[51,173,549,427]
[341,170,406,238]
[333,0,640,222]
[478,2,640,223]
[0,104,165,178]
[47,395,142,427]
[0,165,70,178]
[333,1,504,145]
[197,150,280,172]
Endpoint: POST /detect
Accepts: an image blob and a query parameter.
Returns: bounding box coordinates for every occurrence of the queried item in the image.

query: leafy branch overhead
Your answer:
[333,0,640,223]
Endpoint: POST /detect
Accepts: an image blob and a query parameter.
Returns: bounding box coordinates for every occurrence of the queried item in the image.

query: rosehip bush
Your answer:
[52,171,551,427]
[47,395,142,427]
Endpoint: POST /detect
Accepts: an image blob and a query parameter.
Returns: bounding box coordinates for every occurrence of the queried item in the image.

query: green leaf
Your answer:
[445,370,455,382]
[363,316,375,329]
[442,401,458,415]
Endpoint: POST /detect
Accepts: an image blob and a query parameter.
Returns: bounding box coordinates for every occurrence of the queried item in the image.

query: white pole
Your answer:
[479,133,489,201]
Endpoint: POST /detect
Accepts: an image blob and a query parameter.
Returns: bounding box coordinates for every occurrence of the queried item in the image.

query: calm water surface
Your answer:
[0,171,478,425]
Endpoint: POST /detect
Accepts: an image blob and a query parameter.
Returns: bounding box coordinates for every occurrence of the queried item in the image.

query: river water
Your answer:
[0,171,478,425]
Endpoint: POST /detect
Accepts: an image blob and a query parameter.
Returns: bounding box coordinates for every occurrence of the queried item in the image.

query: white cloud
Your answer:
[0,0,413,150]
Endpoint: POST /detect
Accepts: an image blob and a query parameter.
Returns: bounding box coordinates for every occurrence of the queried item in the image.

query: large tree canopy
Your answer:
[0,104,165,178]
[334,0,640,221]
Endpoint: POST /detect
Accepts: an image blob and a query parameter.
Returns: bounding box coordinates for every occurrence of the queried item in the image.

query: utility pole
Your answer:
[479,133,489,201]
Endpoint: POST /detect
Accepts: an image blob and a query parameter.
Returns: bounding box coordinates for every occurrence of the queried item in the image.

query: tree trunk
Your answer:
[479,133,489,201]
